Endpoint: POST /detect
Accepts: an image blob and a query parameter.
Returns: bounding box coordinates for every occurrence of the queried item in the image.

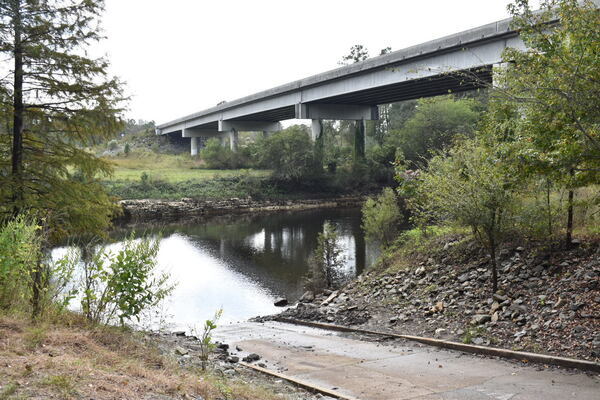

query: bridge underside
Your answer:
[176,66,493,133]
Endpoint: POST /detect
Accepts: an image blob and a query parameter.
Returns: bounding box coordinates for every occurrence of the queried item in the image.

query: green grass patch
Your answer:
[0,383,18,400]
[42,375,75,396]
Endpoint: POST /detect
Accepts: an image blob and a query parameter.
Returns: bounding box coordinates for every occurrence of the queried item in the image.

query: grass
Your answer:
[105,152,270,183]
[0,313,290,400]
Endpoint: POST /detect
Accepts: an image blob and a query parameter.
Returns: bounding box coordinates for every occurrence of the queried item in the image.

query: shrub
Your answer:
[0,215,40,311]
[304,222,345,291]
[362,187,402,248]
[257,126,317,181]
[201,138,236,169]
[79,235,174,325]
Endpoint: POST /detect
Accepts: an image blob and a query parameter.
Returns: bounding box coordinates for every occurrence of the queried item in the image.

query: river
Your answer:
[54,207,378,330]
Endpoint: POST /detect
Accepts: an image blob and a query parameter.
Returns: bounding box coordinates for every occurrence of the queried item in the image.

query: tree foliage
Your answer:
[408,139,522,293]
[305,222,345,291]
[362,188,402,248]
[390,96,480,168]
[257,125,317,181]
[489,0,600,245]
[0,0,125,242]
[79,235,173,326]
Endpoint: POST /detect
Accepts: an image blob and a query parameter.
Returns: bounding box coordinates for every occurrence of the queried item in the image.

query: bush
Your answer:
[257,126,317,181]
[362,188,402,248]
[0,215,40,311]
[79,235,174,325]
[201,138,237,169]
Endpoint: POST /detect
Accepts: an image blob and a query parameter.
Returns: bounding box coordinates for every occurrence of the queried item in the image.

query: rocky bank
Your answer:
[119,196,366,222]
[267,236,600,363]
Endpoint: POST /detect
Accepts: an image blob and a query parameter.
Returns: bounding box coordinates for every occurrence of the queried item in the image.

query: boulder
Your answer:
[299,291,315,302]
[471,314,491,325]
[274,298,288,307]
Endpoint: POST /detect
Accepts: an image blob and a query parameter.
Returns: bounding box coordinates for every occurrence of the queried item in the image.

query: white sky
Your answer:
[100,0,540,124]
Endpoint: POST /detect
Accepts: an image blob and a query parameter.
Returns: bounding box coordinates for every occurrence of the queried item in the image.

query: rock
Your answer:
[242,353,261,362]
[235,346,243,352]
[274,298,288,307]
[258,362,267,368]
[321,291,338,306]
[434,328,446,337]
[415,266,426,276]
[471,314,491,325]
[172,331,186,337]
[514,330,527,338]
[490,301,501,313]
[227,356,239,363]
[458,273,470,283]
[491,311,499,323]
[299,291,315,302]
[472,337,485,345]
[493,293,508,303]
[430,301,444,313]
[174,346,189,356]
[553,297,566,308]
[217,343,229,351]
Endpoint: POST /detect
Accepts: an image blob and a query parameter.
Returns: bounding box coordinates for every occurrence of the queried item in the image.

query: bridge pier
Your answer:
[229,128,238,152]
[311,119,324,168]
[354,119,366,162]
[190,137,199,156]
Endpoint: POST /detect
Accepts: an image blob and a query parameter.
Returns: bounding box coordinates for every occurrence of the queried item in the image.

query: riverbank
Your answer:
[268,233,600,363]
[0,314,320,400]
[118,195,368,222]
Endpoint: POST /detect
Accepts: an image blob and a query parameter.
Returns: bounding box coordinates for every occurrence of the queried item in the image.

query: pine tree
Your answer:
[0,0,125,242]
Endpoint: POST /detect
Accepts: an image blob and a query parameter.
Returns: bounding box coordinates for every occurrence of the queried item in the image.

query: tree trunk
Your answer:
[11,0,25,214]
[546,178,552,237]
[566,169,575,249]
[489,235,498,294]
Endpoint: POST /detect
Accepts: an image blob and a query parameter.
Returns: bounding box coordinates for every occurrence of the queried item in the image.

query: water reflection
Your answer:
[67,208,378,329]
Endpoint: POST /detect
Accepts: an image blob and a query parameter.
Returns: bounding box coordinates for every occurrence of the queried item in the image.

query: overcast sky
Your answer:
[100,0,541,124]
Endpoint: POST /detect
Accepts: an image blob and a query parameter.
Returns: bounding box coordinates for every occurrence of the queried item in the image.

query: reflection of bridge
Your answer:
[157,15,530,155]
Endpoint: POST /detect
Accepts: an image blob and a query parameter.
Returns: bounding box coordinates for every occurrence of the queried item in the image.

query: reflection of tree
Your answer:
[109,209,369,300]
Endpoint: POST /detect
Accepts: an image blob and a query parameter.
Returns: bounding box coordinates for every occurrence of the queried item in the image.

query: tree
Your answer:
[257,125,317,181]
[0,0,125,241]
[390,96,480,168]
[306,222,345,290]
[493,0,600,247]
[362,188,402,248]
[410,139,521,293]
[339,44,369,65]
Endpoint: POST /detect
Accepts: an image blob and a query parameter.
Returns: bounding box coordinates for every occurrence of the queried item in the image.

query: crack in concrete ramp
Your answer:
[214,321,599,400]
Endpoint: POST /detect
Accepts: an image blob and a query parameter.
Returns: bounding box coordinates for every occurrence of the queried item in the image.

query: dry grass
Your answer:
[0,314,285,400]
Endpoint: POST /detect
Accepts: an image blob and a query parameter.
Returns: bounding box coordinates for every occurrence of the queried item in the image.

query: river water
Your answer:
[55,208,378,330]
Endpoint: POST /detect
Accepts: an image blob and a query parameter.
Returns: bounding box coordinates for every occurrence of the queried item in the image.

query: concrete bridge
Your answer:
[156,14,531,156]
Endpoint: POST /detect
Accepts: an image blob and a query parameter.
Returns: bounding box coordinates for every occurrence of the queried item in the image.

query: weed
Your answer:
[0,383,18,400]
[42,375,75,396]
[24,326,47,350]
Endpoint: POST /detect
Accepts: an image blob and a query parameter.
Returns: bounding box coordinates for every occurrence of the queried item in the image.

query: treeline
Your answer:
[199,93,484,185]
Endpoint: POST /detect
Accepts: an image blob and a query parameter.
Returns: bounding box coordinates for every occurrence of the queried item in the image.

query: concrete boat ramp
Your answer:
[213,321,599,400]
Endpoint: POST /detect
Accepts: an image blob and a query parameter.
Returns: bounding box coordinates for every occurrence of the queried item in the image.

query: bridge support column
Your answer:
[229,129,238,152]
[311,119,324,168]
[190,137,199,156]
[354,119,366,162]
